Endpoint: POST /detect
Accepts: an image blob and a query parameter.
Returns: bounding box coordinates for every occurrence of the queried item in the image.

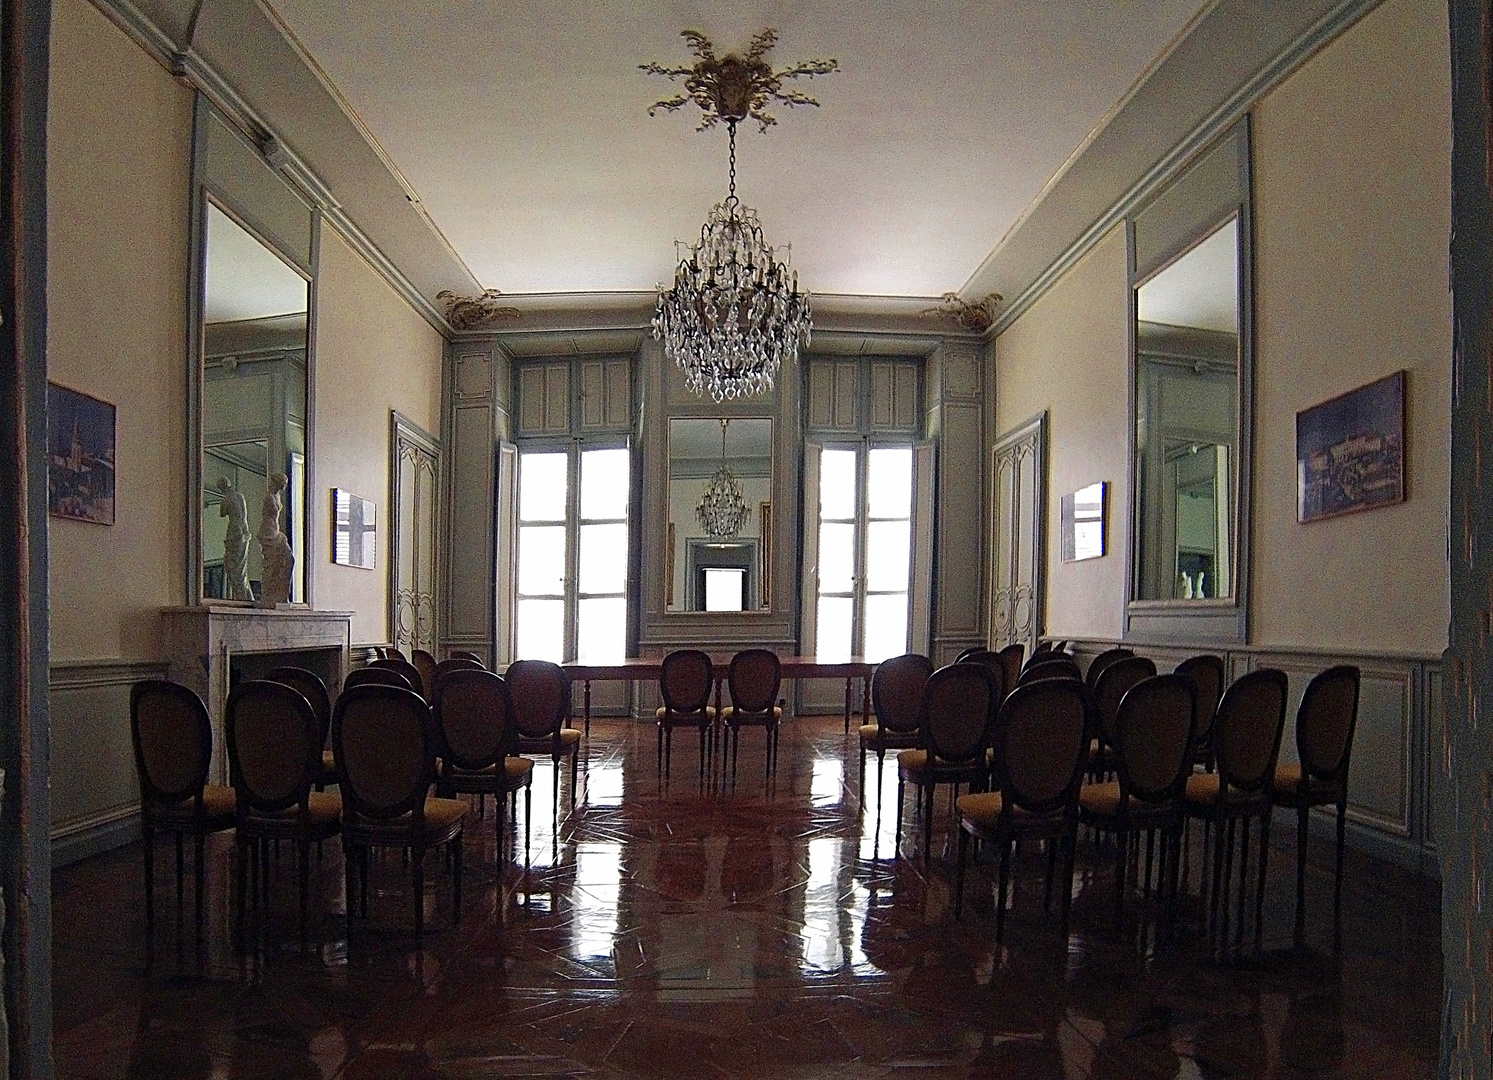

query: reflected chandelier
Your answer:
[644,30,836,402]
[695,419,750,538]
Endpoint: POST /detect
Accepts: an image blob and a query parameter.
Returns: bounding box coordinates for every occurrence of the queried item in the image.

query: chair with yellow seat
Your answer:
[1174,654,1226,771]
[858,652,934,812]
[263,666,334,790]
[508,659,581,811]
[1017,655,1081,685]
[411,648,439,700]
[1273,664,1360,946]
[333,683,467,939]
[655,649,716,781]
[344,665,414,693]
[433,667,533,866]
[1077,673,1197,932]
[956,650,1007,702]
[1088,655,1157,780]
[1085,647,1135,695]
[226,679,342,940]
[722,649,784,782]
[1182,667,1289,950]
[997,643,1025,698]
[434,656,485,690]
[371,655,425,698]
[130,680,237,933]
[954,678,1091,942]
[896,662,1000,866]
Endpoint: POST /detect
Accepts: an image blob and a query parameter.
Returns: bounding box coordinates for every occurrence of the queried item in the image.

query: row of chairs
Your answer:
[860,645,1360,947]
[655,649,784,781]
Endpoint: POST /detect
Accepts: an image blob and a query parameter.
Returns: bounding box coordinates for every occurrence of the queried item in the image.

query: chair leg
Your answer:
[1113,829,1128,934]
[298,839,310,943]
[698,724,707,780]
[194,833,207,932]
[859,745,867,806]
[1295,802,1309,946]
[656,723,665,777]
[570,751,578,809]
[1143,829,1155,901]
[1334,800,1348,933]
[1220,819,1236,950]
[452,832,463,925]
[343,841,356,938]
[923,784,935,868]
[876,750,886,813]
[1255,813,1271,949]
[893,776,905,860]
[412,843,425,940]
[1044,838,1057,911]
[1235,818,1251,952]
[995,839,1013,946]
[665,727,673,781]
[552,759,561,820]
[954,828,969,920]
[175,833,185,913]
[496,785,508,868]
[525,784,533,866]
[1060,834,1077,937]
[143,823,155,932]
[359,846,370,919]
[236,834,248,926]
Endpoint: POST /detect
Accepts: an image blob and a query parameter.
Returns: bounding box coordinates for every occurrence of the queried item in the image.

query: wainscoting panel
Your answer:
[51,659,168,865]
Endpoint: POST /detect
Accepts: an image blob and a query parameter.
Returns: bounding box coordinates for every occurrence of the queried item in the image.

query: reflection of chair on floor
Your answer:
[130,680,236,932]
[508,659,580,812]
[225,679,342,939]
[955,678,1090,943]
[1272,665,1360,946]
[722,649,783,782]
[896,662,999,866]
[333,683,467,939]
[858,653,933,813]
[434,668,533,866]
[263,666,334,790]
[655,649,715,781]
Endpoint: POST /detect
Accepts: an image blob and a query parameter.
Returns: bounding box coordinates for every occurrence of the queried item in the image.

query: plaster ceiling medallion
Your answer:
[437,288,521,331]
[646,29,837,402]
[920,292,1005,333]
[695,419,751,539]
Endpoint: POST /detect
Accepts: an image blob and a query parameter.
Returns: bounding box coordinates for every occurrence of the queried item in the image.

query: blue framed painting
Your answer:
[48,382,116,525]
[1296,370,1406,523]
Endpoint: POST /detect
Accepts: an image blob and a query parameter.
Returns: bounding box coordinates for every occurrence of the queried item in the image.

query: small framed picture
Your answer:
[1296,371,1406,523]
[48,382,116,525]
[1060,481,1106,562]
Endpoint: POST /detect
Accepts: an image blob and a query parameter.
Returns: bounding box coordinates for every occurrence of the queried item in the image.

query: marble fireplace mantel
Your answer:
[162,605,353,783]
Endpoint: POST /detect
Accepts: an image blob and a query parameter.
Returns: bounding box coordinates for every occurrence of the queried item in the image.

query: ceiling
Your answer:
[261,0,1208,299]
[1137,218,1239,334]
[205,203,310,323]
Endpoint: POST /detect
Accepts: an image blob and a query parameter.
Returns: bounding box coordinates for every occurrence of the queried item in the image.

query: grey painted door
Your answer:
[988,413,1047,653]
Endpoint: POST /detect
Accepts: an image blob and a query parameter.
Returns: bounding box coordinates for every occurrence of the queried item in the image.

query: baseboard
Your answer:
[1305,806,1440,880]
[52,808,139,867]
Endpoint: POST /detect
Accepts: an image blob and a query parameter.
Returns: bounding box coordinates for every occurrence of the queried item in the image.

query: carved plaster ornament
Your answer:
[920,292,1005,333]
[436,289,521,331]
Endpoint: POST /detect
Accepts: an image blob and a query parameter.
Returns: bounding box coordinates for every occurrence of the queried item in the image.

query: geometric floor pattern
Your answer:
[53,716,1440,1078]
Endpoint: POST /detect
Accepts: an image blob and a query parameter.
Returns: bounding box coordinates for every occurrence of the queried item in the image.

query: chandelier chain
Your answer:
[727,121,738,206]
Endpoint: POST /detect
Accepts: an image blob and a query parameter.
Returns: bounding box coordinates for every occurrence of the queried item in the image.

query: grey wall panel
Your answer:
[454,352,493,403]
[579,359,606,429]
[448,404,494,636]
[935,402,985,637]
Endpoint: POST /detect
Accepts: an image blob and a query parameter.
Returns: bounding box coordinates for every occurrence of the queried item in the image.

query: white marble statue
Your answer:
[257,471,295,606]
[215,477,252,601]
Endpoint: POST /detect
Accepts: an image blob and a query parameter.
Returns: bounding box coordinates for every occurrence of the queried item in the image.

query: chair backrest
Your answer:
[997,643,1025,693]
[332,684,434,820]
[431,657,486,709]
[1174,654,1225,747]
[411,649,439,699]
[449,649,485,664]
[263,666,331,750]
[1296,665,1361,781]
[379,646,408,661]
[130,680,213,805]
[227,679,319,813]
[955,650,1007,702]
[1212,668,1290,794]
[728,649,781,714]
[1085,647,1136,694]
[871,653,934,735]
[953,645,983,664]
[1112,674,1197,805]
[922,663,998,765]
[507,659,572,739]
[660,650,713,713]
[345,666,414,693]
[1093,655,1157,745]
[371,656,424,697]
[1019,655,1081,685]
[1032,640,1053,657]
[993,679,1090,814]
[435,668,515,771]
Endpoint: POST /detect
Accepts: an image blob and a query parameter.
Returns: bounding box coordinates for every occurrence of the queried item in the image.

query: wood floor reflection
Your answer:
[53,716,1439,1079]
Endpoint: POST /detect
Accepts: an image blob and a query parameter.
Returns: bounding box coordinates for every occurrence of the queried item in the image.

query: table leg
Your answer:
[844,677,852,735]
[584,679,592,739]
[861,675,871,730]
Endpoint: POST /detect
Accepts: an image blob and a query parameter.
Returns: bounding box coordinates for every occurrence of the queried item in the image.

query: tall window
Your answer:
[515,444,630,663]
[815,444,914,663]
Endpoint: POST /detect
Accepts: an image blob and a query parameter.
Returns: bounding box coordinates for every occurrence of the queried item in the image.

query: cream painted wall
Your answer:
[993,224,1130,641]
[311,228,445,645]
[990,0,1450,656]
[1251,0,1451,656]
[46,0,193,662]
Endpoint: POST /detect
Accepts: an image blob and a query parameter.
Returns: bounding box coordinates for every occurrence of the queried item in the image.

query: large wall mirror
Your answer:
[666,417,773,613]
[1127,122,1251,642]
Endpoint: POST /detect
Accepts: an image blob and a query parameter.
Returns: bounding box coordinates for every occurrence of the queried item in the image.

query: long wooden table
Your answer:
[561,655,876,738]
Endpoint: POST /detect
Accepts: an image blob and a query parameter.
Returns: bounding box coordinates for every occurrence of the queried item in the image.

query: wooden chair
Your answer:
[411,649,439,701]
[263,666,334,789]
[378,647,408,661]
[433,668,533,866]
[997,643,1025,697]
[1089,656,1157,779]
[225,680,342,939]
[1078,673,1197,931]
[130,680,236,932]
[655,649,715,781]
[953,645,984,664]
[896,663,999,865]
[434,656,485,689]
[449,649,485,665]
[956,650,1007,702]
[1085,647,1136,696]
[858,653,934,812]
[1175,654,1226,770]
[722,649,783,782]
[1018,655,1081,685]
[1182,667,1289,951]
[1273,665,1361,946]
[371,656,424,697]
[332,683,466,939]
[954,678,1091,942]
[508,659,580,812]
[345,666,414,693]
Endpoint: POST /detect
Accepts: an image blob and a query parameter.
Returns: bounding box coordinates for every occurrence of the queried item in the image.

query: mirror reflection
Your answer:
[201,201,309,603]
[666,418,772,612]
[1134,217,1239,601]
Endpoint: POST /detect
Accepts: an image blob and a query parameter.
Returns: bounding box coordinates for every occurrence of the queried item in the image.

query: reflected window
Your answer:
[571,843,622,965]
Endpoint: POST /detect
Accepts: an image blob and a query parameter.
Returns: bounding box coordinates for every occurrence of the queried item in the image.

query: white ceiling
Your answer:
[263,0,1207,299]
[1137,217,1238,335]
[205,203,309,323]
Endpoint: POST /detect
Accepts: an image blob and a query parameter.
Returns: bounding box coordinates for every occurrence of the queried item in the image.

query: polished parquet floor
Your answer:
[53,716,1440,1079]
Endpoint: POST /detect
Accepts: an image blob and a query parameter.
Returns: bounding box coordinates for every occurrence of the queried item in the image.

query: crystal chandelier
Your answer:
[644,30,836,403]
[695,419,750,538]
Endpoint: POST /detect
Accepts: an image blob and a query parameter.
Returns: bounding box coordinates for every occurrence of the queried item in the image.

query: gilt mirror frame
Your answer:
[1123,119,1254,645]
[187,96,320,608]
